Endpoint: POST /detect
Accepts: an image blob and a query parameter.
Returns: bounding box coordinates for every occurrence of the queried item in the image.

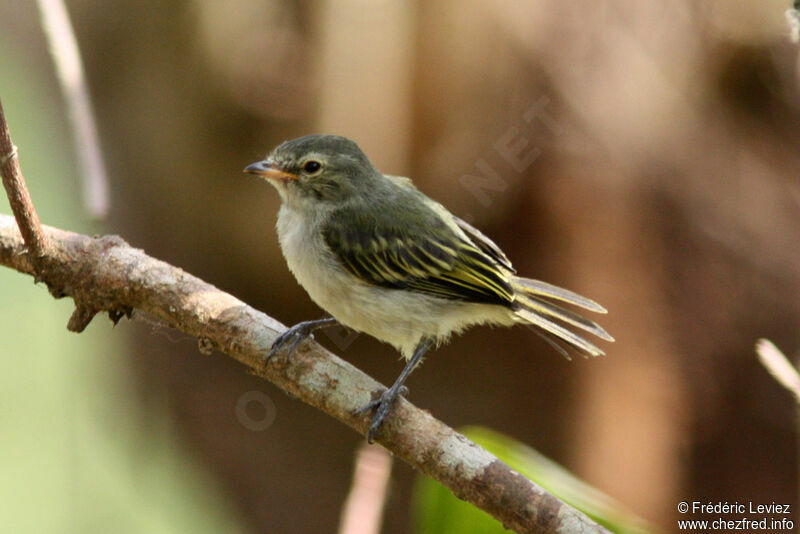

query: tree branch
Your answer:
[0,96,607,533]
[0,100,49,260]
[37,0,110,219]
[0,215,606,534]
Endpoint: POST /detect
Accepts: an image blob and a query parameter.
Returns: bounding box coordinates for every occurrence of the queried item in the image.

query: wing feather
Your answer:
[453,215,515,273]
[323,203,515,305]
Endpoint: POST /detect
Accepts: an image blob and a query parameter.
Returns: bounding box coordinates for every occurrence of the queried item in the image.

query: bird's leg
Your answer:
[357,338,432,443]
[268,317,339,360]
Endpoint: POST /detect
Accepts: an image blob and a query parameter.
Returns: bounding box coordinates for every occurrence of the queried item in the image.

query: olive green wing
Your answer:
[322,204,515,305]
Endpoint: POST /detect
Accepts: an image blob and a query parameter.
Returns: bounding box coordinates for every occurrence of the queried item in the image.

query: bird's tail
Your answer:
[511,277,614,359]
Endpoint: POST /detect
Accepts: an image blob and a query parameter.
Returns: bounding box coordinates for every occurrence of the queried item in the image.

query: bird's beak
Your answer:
[244,160,297,182]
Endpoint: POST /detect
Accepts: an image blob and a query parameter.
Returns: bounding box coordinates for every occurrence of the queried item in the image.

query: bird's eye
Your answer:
[303,160,322,174]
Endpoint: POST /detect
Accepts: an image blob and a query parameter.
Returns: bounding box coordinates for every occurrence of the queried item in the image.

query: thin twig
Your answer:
[787,6,800,44]
[37,0,110,219]
[755,338,800,522]
[0,98,49,259]
[756,338,800,403]
[338,444,393,534]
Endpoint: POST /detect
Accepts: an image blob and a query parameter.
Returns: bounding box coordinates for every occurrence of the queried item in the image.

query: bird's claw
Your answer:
[266,317,338,361]
[356,385,409,443]
[267,324,315,360]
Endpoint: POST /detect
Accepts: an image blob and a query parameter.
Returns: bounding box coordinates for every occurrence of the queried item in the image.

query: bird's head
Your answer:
[245,134,379,209]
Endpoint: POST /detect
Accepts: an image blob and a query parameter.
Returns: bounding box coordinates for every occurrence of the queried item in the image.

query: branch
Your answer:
[0,97,606,533]
[0,100,49,260]
[339,443,392,534]
[756,339,800,403]
[0,215,606,534]
[37,0,110,219]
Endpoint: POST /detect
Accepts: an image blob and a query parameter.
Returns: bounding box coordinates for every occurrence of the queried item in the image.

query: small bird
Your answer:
[245,134,612,442]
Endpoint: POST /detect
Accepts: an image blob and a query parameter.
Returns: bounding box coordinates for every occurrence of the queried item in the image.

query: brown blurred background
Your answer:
[2,0,800,532]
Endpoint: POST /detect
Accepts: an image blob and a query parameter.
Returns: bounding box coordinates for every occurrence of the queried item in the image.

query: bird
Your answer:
[244,134,612,442]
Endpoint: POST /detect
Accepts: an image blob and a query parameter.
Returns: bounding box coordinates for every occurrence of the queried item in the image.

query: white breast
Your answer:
[276,203,389,334]
[274,204,513,358]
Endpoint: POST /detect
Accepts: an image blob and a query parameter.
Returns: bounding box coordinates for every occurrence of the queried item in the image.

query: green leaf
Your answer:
[412,426,657,534]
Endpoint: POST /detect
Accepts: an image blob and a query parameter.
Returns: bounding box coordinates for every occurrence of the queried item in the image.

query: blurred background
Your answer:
[1,0,799,532]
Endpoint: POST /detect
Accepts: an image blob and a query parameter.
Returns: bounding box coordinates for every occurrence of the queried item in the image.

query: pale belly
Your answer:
[275,204,513,358]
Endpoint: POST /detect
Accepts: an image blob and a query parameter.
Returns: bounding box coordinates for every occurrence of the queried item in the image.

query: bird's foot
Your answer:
[267,318,337,360]
[356,385,409,443]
